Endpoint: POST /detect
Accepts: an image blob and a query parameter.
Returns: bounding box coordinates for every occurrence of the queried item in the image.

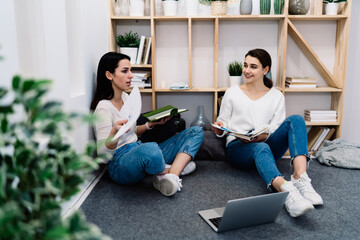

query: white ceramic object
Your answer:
[240,0,252,15]
[229,76,241,87]
[325,3,338,15]
[163,0,178,16]
[186,0,199,15]
[129,0,145,16]
[119,47,138,64]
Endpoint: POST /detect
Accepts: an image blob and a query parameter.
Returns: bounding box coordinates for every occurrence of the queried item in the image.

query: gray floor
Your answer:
[81,159,360,240]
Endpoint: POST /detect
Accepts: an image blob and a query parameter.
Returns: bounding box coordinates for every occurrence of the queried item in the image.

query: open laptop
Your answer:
[198,192,289,233]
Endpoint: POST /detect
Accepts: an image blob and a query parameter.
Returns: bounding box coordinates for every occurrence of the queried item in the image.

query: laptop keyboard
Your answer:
[209,217,222,228]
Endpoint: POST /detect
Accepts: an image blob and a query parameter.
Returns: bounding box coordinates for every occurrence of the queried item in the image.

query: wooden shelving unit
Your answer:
[108,0,352,142]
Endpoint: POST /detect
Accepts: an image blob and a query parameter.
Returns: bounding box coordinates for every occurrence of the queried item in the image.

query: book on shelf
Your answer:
[304,109,337,122]
[305,109,337,115]
[142,105,188,122]
[286,77,317,83]
[143,37,151,65]
[211,124,269,141]
[135,35,146,65]
[286,84,316,88]
[308,126,335,152]
[140,37,149,64]
[131,70,152,88]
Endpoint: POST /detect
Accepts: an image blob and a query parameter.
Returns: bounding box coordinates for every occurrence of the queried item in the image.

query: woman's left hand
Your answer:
[148,116,172,128]
[240,133,268,143]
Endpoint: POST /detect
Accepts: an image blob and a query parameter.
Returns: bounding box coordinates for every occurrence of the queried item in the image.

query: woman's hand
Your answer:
[239,133,268,143]
[148,116,172,128]
[212,121,224,135]
[106,119,128,150]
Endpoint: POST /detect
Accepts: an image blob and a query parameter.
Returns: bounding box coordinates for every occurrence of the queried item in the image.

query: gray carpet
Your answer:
[81,159,360,240]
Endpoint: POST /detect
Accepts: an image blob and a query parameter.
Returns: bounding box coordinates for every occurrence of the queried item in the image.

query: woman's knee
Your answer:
[287,115,305,125]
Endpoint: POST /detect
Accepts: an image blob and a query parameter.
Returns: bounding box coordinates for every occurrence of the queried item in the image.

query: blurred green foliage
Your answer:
[0,76,111,240]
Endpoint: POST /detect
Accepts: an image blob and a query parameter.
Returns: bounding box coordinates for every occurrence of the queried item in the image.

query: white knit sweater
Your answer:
[93,92,138,161]
[217,85,286,146]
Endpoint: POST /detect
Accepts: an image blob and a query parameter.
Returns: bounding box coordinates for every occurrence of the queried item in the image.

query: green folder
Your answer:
[142,105,188,122]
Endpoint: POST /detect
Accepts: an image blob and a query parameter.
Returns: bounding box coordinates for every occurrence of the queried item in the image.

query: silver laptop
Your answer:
[198,192,289,233]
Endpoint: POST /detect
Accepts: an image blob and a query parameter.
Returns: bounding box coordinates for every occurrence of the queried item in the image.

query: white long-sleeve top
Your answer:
[93,92,138,162]
[217,85,286,146]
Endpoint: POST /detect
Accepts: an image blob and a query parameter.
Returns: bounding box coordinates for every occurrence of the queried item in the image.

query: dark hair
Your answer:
[90,52,130,110]
[245,48,273,88]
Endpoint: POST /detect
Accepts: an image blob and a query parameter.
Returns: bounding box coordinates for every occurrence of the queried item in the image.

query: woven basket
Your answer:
[211,1,227,15]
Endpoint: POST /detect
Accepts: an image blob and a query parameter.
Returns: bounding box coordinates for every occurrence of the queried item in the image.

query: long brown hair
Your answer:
[90,52,130,111]
[245,49,273,88]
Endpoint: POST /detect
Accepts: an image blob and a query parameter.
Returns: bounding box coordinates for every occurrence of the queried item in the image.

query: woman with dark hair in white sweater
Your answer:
[212,48,323,217]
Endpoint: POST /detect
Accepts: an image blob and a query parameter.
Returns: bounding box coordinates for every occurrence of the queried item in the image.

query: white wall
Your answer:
[1,1,359,148]
[0,0,109,152]
[342,0,360,144]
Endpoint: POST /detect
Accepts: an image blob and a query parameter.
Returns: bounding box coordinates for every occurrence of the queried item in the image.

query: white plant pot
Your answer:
[129,0,145,16]
[324,3,339,15]
[186,0,199,16]
[119,47,138,64]
[229,76,241,87]
[163,0,178,16]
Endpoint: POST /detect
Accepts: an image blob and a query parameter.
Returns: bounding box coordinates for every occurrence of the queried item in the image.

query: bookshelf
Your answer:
[108,0,352,150]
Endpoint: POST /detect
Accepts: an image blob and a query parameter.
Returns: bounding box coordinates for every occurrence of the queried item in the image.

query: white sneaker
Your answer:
[281,181,314,217]
[165,161,196,176]
[291,172,323,206]
[153,173,182,197]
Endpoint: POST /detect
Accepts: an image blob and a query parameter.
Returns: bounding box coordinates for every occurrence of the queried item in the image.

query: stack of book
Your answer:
[307,126,335,152]
[304,109,337,122]
[135,36,151,65]
[285,77,317,88]
[131,70,151,88]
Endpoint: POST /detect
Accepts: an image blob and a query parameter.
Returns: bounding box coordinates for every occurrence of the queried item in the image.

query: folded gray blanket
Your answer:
[315,138,360,169]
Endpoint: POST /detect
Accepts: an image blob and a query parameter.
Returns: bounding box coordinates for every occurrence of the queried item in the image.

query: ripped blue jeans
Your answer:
[226,115,309,191]
[108,126,204,184]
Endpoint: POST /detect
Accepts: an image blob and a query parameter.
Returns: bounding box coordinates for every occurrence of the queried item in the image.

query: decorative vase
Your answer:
[211,1,227,16]
[324,3,339,15]
[119,47,138,64]
[260,0,270,15]
[240,0,252,15]
[129,0,145,16]
[163,0,178,16]
[273,0,284,14]
[229,76,241,87]
[190,106,211,131]
[186,0,199,15]
[288,0,310,15]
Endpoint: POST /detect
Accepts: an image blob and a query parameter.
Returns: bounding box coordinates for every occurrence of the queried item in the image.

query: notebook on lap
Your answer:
[198,192,288,233]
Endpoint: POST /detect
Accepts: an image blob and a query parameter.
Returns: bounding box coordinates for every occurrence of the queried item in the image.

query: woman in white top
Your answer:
[212,49,323,217]
[91,52,204,196]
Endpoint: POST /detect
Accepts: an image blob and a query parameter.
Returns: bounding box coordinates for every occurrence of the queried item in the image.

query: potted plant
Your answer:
[162,0,179,16]
[323,0,347,15]
[0,76,110,239]
[210,0,228,15]
[116,31,140,64]
[227,60,243,87]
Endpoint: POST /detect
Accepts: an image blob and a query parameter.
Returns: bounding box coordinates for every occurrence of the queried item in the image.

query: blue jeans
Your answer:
[108,126,204,184]
[226,115,309,191]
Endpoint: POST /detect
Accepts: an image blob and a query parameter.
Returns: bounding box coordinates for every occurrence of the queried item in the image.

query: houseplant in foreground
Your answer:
[116,31,140,64]
[0,76,110,240]
[227,60,243,87]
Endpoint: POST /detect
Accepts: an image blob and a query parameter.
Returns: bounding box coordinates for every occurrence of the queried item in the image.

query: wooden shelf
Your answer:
[109,0,352,142]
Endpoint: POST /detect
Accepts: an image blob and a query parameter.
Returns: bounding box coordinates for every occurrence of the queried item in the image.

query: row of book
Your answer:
[135,36,151,65]
[307,126,335,152]
[285,77,317,88]
[304,109,337,122]
[131,70,152,88]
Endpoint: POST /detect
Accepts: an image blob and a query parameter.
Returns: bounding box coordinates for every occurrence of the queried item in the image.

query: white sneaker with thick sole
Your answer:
[291,172,323,206]
[153,173,182,196]
[281,181,314,217]
[165,161,196,176]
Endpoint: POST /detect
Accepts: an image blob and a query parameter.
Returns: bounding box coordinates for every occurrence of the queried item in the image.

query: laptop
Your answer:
[198,192,289,233]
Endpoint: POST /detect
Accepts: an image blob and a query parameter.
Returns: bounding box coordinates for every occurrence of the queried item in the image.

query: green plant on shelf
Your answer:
[227,61,243,76]
[116,31,140,48]
[0,75,110,240]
